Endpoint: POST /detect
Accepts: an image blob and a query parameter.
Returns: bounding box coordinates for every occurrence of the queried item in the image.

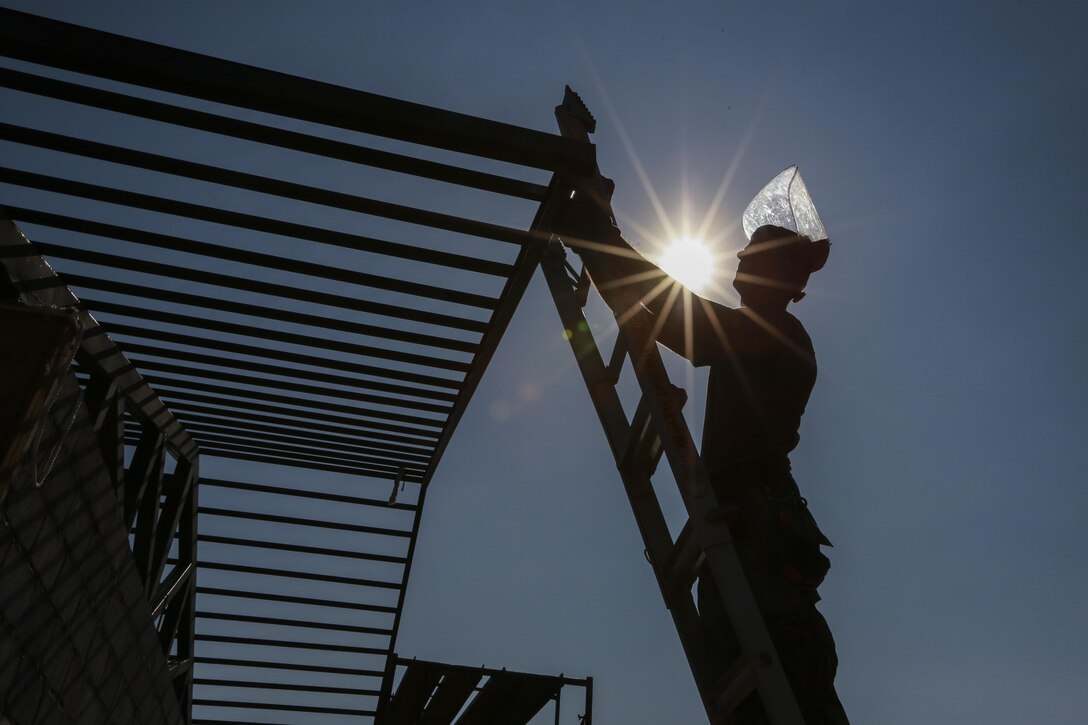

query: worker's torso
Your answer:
[700,307,816,478]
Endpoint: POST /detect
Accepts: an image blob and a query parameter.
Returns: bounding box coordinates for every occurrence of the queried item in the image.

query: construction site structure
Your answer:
[0,9,591,723]
[1,8,814,725]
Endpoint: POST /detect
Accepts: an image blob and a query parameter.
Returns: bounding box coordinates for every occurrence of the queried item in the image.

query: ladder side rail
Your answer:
[540,243,720,709]
[548,85,805,724]
[596,270,806,725]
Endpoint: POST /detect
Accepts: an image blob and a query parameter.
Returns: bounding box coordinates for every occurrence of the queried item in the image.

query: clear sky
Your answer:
[4,1,1088,723]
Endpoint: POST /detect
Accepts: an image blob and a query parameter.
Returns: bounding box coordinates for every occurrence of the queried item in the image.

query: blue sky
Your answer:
[4,1,1087,723]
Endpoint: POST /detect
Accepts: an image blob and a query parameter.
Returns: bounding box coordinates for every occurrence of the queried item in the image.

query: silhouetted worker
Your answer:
[556,184,849,725]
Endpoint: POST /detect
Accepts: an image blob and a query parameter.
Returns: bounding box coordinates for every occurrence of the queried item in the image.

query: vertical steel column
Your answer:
[584,676,593,725]
[174,458,198,717]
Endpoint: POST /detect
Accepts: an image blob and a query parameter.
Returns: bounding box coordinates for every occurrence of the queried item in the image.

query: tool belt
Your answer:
[715,463,833,592]
[772,492,832,591]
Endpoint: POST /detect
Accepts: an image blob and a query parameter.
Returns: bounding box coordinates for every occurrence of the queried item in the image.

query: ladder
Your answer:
[538,88,807,725]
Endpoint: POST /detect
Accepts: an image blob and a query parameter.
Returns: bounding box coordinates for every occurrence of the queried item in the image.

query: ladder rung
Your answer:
[710,656,757,720]
[602,334,627,383]
[575,264,592,307]
[662,521,704,601]
[626,383,683,474]
[620,396,655,473]
[620,387,686,477]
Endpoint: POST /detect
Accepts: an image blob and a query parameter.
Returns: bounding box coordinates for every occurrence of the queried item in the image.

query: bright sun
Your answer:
[657,236,714,293]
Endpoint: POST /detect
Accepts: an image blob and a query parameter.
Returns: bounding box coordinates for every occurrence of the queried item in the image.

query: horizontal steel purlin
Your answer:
[198,534,408,565]
[192,699,375,716]
[199,477,417,510]
[128,359,452,416]
[68,277,478,354]
[196,447,426,480]
[197,611,393,637]
[154,413,436,459]
[122,432,427,480]
[182,560,401,590]
[153,401,439,449]
[194,656,383,676]
[198,506,413,538]
[0,67,549,199]
[0,123,544,249]
[0,166,520,275]
[195,587,398,614]
[180,426,433,465]
[142,376,446,428]
[157,433,427,475]
[6,207,492,330]
[195,634,388,655]
[150,390,442,439]
[117,345,460,402]
[100,323,463,389]
[0,8,596,175]
[86,300,470,373]
[192,678,380,697]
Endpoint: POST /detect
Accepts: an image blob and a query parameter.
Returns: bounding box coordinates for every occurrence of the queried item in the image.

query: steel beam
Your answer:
[192,700,375,716]
[0,123,541,249]
[143,377,446,428]
[195,634,388,656]
[0,167,514,277]
[193,446,424,480]
[127,358,452,415]
[164,413,435,460]
[198,506,412,538]
[179,425,432,466]
[119,345,458,402]
[0,67,548,199]
[195,587,398,614]
[70,277,478,354]
[8,207,491,330]
[101,322,463,390]
[153,390,441,440]
[193,679,380,697]
[382,175,564,672]
[199,477,417,511]
[198,534,408,565]
[197,611,393,637]
[194,658,383,677]
[0,8,596,175]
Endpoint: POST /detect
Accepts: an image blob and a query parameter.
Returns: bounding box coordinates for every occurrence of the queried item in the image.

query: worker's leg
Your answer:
[765,604,850,725]
[698,570,849,725]
[698,473,848,724]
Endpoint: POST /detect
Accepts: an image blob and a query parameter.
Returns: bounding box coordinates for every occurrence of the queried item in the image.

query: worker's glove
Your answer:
[552,176,617,252]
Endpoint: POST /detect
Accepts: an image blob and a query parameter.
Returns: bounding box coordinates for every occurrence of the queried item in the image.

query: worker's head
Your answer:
[733,225,830,308]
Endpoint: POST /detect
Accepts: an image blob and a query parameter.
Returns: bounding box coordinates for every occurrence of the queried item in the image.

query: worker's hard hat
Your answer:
[742,166,827,245]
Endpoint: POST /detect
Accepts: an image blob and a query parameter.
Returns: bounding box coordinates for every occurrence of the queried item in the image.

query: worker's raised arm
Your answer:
[553,183,724,367]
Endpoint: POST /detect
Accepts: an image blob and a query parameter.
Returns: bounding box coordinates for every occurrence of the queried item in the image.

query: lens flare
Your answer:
[657,236,714,293]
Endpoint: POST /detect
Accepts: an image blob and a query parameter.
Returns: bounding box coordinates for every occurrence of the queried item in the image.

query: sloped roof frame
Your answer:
[0,8,591,723]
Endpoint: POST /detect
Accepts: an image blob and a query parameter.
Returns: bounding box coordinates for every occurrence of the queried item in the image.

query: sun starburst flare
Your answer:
[656,236,715,294]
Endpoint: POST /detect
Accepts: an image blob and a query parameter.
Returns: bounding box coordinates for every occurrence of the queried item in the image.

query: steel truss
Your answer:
[0,7,594,723]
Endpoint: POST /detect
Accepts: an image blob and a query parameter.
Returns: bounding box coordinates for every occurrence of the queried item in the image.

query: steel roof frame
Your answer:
[0,8,590,723]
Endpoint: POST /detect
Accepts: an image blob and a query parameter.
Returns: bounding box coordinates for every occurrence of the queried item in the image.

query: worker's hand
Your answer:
[552,175,617,252]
